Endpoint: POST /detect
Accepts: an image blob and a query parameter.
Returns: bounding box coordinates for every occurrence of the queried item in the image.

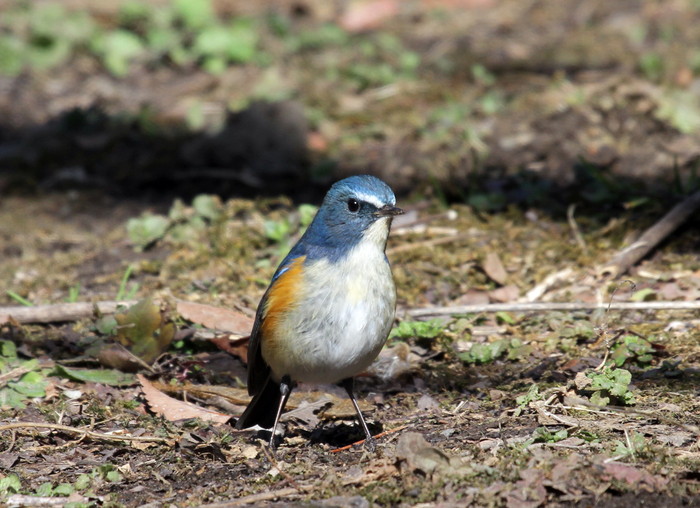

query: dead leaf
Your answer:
[395,432,466,478]
[210,335,249,363]
[115,298,175,364]
[599,463,668,490]
[138,374,230,425]
[176,301,253,335]
[416,394,440,411]
[340,0,399,33]
[489,284,520,302]
[574,372,592,390]
[483,251,508,285]
[505,468,547,508]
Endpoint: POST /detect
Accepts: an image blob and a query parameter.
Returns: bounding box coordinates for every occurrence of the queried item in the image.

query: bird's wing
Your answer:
[246,249,307,395]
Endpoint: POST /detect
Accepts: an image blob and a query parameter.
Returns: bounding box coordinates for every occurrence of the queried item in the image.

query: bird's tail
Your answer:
[235,376,281,430]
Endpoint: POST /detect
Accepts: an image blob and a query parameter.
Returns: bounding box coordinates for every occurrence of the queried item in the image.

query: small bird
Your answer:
[235,175,403,448]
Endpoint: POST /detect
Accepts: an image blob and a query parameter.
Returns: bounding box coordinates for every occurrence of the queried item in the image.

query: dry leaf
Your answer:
[138,374,230,425]
[489,284,519,302]
[210,335,249,363]
[483,251,508,285]
[176,301,253,335]
[340,0,399,32]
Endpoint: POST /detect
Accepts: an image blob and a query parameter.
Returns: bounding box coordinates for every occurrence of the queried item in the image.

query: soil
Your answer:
[1,1,699,507]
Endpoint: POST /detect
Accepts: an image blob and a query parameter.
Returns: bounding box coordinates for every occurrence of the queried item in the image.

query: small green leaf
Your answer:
[264,219,291,242]
[127,214,170,250]
[36,482,54,496]
[74,474,92,490]
[630,288,656,302]
[96,316,118,335]
[298,204,318,228]
[9,370,47,398]
[495,311,515,325]
[54,365,136,386]
[0,340,17,359]
[53,483,74,496]
[105,470,123,483]
[173,0,214,30]
[389,319,444,340]
[0,473,21,495]
[192,194,223,220]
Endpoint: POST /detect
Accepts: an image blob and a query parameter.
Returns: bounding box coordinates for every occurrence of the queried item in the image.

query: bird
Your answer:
[235,175,403,448]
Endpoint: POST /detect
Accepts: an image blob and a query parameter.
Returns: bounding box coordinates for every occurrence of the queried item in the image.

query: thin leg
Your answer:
[341,377,375,449]
[269,375,293,448]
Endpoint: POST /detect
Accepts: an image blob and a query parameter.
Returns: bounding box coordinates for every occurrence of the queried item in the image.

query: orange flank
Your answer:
[260,256,306,345]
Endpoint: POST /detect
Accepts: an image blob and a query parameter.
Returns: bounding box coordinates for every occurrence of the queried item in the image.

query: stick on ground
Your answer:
[600,189,700,279]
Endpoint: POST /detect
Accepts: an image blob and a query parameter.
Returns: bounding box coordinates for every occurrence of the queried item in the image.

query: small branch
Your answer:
[198,486,312,508]
[329,424,409,453]
[406,300,700,318]
[0,366,30,388]
[0,422,171,445]
[600,189,700,279]
[0,301,137,325]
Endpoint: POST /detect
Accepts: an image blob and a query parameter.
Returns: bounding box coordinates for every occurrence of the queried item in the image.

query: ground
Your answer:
[0,1,699,507]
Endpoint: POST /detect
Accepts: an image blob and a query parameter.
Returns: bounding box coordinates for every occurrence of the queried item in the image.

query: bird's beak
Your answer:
[375,205,405,217]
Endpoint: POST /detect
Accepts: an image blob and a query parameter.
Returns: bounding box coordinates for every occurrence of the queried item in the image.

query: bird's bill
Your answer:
[375,205,405,217]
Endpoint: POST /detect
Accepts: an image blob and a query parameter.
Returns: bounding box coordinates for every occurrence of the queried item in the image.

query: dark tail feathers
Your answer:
[235,377,281,430]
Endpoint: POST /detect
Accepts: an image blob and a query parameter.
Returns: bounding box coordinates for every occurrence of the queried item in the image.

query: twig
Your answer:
[0,300,137,324]
[198,486,312,508]
[523,268,575,302]
[600,189,700,279]
[0,422,171,445]
[329,424,409,453]
[261,445,300,490]
[406,300,700,318]
[567,204,587,251]
[0,366,31,388]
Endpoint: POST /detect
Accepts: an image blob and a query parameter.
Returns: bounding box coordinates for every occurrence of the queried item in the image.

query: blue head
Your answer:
[295,175,403,259]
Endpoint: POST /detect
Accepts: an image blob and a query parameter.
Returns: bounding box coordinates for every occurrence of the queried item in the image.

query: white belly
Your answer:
[263,235,396,384]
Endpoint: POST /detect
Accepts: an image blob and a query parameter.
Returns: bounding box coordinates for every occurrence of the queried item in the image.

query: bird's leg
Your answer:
[269,375,293,448]
[341,377,375,450]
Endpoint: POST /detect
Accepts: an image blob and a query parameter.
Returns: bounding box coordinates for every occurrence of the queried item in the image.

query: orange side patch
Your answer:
[260,256,306,343]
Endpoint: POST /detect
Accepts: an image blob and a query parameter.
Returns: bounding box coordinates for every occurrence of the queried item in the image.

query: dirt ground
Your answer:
[1,1,699,507]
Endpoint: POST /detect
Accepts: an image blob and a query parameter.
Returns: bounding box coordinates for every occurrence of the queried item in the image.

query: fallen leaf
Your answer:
[489,284,519,302]
[210,335,249,363]
[114,298,176,364]
[340,0,399,32]
[54,365,136,387]
[138,374,230,425]
[395,432,466,478]
[505,468,547,508]
[416,394,440,411]
[483,251,508,285]
[241,445,259,459]
[599,463,668,490]
[176,301,253,335]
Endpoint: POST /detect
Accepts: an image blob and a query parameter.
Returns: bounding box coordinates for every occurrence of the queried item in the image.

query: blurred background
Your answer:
[1,0,699,205]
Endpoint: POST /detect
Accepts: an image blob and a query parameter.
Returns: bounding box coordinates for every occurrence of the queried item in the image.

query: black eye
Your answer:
[347,198,360,213]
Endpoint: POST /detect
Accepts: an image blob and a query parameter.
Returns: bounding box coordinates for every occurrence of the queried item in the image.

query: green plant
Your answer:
[527,427,568,445]
[389,319,444,340]
[585,367,635,406]
[459,338,532,364]
[513,384,541,417]
[612,430,647,460]
[0,341,49,409]
[609,334,656,368]
[5,290,33,306]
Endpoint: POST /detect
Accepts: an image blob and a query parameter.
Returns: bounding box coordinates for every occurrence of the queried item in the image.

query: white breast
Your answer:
[264,219,397,384]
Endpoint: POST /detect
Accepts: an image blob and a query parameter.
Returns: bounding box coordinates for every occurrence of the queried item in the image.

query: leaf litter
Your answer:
[1,1,700,506]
